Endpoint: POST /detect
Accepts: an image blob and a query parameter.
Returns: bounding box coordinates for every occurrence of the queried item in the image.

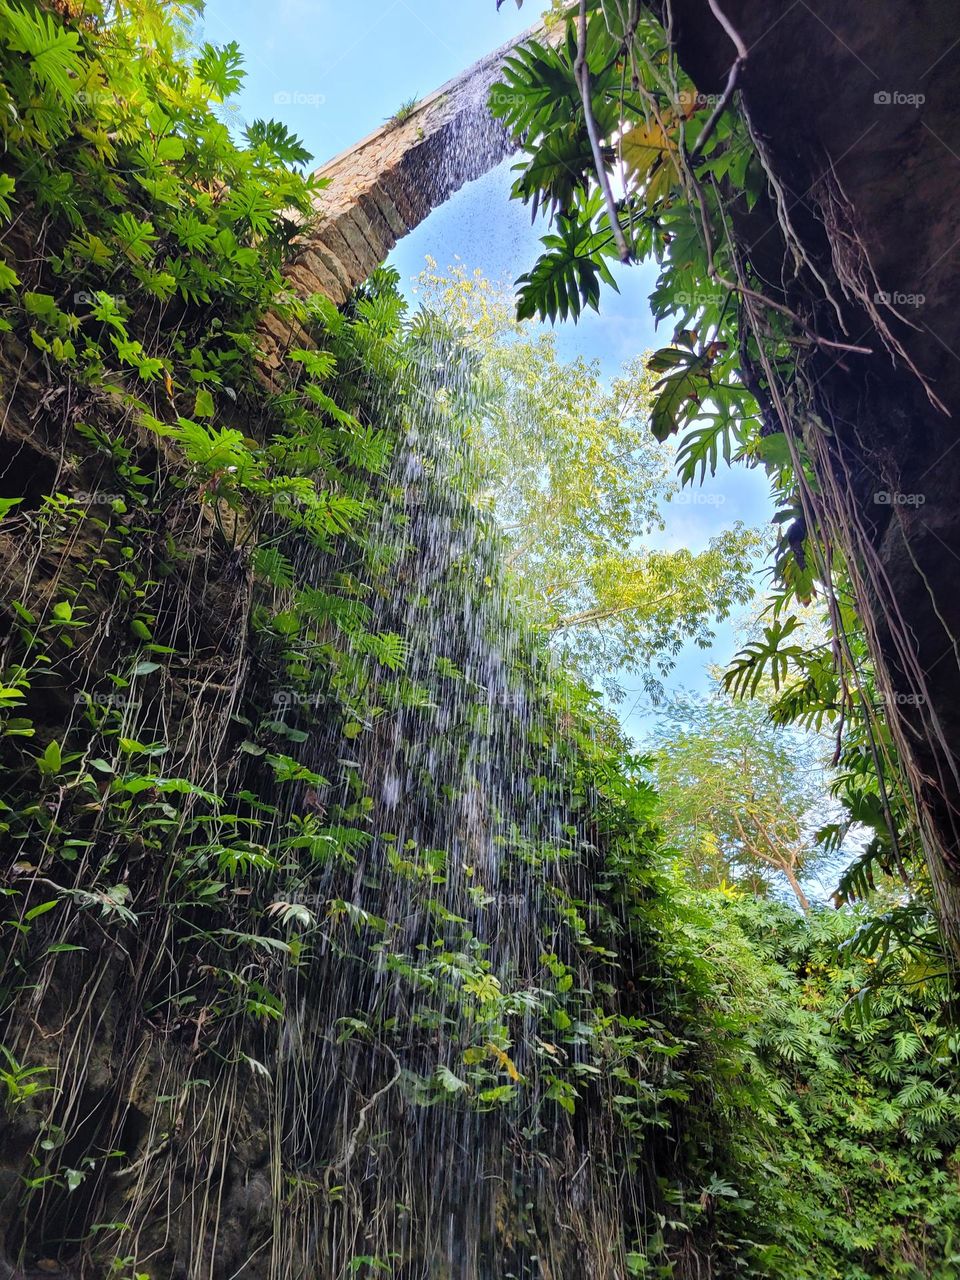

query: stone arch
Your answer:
[259,21,555,369]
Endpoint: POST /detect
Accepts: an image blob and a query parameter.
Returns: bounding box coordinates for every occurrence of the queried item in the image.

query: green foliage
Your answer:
[0,3,954,1275]
[0,6,728,1270]
[648,687,838,908]
[515,189,621,322]
[386,95,419,127]
[416,261,761,694]
[495,0,933,956]
[0,1,451,1261]
[493,10,958,1272]
[685,896,960,1278]
[0,1047,51,1109]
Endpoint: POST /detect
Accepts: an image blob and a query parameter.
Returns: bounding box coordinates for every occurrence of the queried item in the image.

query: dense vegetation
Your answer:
[0,2,956,1278]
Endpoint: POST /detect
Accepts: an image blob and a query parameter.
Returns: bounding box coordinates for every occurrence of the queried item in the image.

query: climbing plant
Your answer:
[489,0,937,946]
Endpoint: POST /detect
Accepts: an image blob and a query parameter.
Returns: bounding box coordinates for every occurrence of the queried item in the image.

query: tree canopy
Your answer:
[648,686,840,910]
[417,260,761,693]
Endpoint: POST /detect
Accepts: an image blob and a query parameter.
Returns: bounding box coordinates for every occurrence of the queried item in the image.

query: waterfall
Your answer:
[249,302,652,1277]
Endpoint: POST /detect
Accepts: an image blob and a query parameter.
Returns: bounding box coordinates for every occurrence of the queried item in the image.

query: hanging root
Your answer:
[812,164,949,416]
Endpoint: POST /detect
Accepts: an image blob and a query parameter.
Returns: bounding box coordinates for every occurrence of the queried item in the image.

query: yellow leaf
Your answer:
[486,1041,521,1082]
[620,117,679,205]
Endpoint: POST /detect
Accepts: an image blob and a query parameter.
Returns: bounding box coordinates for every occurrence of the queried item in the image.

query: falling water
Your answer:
[252,311,652,1278]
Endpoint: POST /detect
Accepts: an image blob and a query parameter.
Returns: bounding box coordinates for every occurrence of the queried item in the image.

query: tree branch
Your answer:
[552,590,678,631]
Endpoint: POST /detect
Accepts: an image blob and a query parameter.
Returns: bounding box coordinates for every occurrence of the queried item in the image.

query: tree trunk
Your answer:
[781,863,812,915]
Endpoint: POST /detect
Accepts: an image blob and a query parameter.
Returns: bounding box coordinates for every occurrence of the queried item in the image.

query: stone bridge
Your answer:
[259,21,554,368]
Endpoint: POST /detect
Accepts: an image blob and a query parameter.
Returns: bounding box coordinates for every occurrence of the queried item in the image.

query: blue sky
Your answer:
[202,0,773,737]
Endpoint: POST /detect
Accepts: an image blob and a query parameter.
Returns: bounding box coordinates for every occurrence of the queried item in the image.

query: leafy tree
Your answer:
[648,687,839,910]
[416,261,761,693]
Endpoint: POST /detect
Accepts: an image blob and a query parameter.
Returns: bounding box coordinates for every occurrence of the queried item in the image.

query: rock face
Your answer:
[661,0,960,946]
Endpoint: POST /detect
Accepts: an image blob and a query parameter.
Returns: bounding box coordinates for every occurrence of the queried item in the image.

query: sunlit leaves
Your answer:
[223,181,278,238]
[266,900,316,930]
[516,191,620,323]
[244,118,312,168]
[194,41,245,100]
[3,4,82,101]
[491,35,581,156]
[0,173,15,221]
[143,416,253,476]
[491,17,624,219]
[621,115,681,207]
[416,263,760,692]
[649,690,836,902]
[169,211,216,253]
[350,631,407,671]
